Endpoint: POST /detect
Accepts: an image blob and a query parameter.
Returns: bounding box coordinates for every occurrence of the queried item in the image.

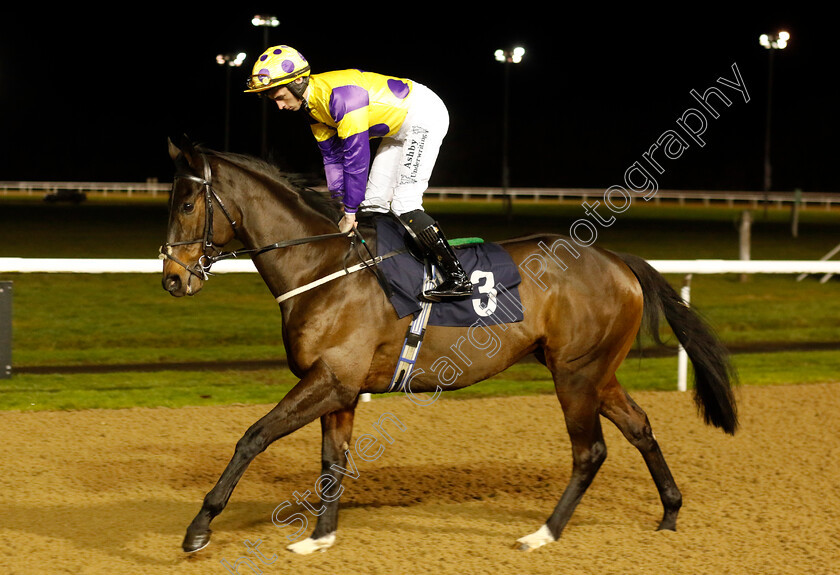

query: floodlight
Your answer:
[252,15,279,27]
[760,30,790,50]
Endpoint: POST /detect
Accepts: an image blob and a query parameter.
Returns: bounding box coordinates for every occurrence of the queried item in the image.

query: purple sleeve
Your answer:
[317,136,345,200]
[340,132,370,213]
[328,85,372,214]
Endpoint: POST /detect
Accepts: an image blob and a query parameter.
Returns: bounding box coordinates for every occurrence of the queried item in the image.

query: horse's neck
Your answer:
[240,186,334,245]
[236,176,345,299]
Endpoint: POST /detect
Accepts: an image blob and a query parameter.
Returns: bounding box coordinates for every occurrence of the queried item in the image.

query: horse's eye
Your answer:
[183,202,195,213]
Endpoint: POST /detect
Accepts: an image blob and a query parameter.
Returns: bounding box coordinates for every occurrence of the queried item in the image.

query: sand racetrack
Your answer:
[1,382,839,575]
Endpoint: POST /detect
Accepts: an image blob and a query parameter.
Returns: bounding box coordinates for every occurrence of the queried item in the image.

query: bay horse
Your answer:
[161,137,737,555]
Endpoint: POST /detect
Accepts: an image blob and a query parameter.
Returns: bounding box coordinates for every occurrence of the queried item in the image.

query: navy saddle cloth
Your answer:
[372,216,524,327]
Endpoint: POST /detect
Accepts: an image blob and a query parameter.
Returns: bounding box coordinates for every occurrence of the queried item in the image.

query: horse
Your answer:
[161,137,738,555]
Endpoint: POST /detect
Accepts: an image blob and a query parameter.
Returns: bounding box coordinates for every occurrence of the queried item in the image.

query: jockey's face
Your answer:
[264,85,304,111]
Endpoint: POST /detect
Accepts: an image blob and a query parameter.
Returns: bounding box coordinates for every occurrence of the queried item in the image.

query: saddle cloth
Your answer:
[373,216,524,327]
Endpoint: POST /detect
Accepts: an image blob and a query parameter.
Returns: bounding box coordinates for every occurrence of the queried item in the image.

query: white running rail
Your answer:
[2,258,839,392]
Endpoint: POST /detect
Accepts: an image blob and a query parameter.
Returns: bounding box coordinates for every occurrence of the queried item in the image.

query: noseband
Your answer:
[160,151,357,281]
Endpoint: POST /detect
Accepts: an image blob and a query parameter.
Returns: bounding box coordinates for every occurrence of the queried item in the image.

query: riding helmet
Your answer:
[244,45,310,93]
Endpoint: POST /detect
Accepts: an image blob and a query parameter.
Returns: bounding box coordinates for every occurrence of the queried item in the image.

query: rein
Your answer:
[160,151,395,301]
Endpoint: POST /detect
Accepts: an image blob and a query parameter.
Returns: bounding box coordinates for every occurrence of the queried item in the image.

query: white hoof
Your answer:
[286,533,336,555]
[514,524,555,552]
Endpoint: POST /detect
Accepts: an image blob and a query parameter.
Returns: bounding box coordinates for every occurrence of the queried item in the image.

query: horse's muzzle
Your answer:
[162,260,203,297]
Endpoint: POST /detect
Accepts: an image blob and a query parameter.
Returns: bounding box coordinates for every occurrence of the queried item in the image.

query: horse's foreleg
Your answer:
[182,359,352,553]
[286,405,357,555]
[517,378,607,551]
[599,375,682,531]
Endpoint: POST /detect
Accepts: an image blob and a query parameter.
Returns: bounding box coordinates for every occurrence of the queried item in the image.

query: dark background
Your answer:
[1,6,835,192]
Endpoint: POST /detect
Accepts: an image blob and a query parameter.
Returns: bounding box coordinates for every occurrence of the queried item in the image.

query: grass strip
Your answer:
[3,349,838,412]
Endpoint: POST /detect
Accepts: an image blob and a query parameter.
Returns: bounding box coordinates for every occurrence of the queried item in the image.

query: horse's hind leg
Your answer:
[516,372,607,551]
[599,375,682,531]
[182,359,353,553]
[286,406,356,555]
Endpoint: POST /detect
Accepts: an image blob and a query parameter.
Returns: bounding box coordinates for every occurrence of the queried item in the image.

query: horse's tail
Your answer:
[616,252,739,435]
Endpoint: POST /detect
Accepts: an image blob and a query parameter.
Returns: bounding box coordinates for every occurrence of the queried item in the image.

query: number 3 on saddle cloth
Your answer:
[369,215,525,392]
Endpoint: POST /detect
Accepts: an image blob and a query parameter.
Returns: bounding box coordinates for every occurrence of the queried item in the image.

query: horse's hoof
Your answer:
[286,533,336,555]
[515,524,554,552]
[183,529,212,553]
[656,508,679,531]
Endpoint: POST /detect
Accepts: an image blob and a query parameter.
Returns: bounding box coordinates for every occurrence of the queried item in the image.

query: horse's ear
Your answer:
[180,135,199,164]
[168,137,181,162]
[168,134,198,166]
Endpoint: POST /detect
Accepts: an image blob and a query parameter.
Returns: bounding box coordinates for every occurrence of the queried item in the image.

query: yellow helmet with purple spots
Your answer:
[244,45,310,93]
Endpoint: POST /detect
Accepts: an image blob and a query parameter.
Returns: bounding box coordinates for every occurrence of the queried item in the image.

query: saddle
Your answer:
[356,212,525,328]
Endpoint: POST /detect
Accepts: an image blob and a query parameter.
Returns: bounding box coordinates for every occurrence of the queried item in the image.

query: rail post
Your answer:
[739,210,752,282]
[676,274,692,392]
[791,188,801,237]
[0,281,11,379]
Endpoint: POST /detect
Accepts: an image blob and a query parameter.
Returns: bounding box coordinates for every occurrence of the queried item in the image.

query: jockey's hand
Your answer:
[339,213,357,234]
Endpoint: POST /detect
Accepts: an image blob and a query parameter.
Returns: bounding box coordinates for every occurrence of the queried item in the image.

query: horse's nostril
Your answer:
[163,275,181,294]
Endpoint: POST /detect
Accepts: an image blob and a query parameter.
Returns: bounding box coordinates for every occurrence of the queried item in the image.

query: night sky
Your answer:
[1,7,836,193]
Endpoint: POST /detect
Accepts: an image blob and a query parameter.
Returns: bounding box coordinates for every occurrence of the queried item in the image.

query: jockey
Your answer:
[245,45,472,302]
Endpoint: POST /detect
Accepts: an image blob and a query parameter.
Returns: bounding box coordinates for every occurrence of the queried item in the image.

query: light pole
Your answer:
[495,46,525,219]
[759,30,789,211]
[252,14,280,158]
[216,52,247,151]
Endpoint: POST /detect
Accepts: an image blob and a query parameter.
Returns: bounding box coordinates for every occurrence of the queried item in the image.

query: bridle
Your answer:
[159,151,366,283]
[159,153,241,280]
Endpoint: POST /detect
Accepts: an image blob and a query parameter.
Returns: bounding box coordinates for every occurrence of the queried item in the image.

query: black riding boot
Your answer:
[416,223,473,302]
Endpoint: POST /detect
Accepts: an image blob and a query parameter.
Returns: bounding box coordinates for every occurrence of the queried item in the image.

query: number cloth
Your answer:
[374,216,524,327]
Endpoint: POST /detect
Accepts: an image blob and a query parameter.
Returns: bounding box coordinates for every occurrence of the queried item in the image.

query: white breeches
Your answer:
[360,83,449,216]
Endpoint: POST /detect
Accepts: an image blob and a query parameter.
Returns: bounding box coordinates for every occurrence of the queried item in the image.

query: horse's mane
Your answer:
[199,145,343,222]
